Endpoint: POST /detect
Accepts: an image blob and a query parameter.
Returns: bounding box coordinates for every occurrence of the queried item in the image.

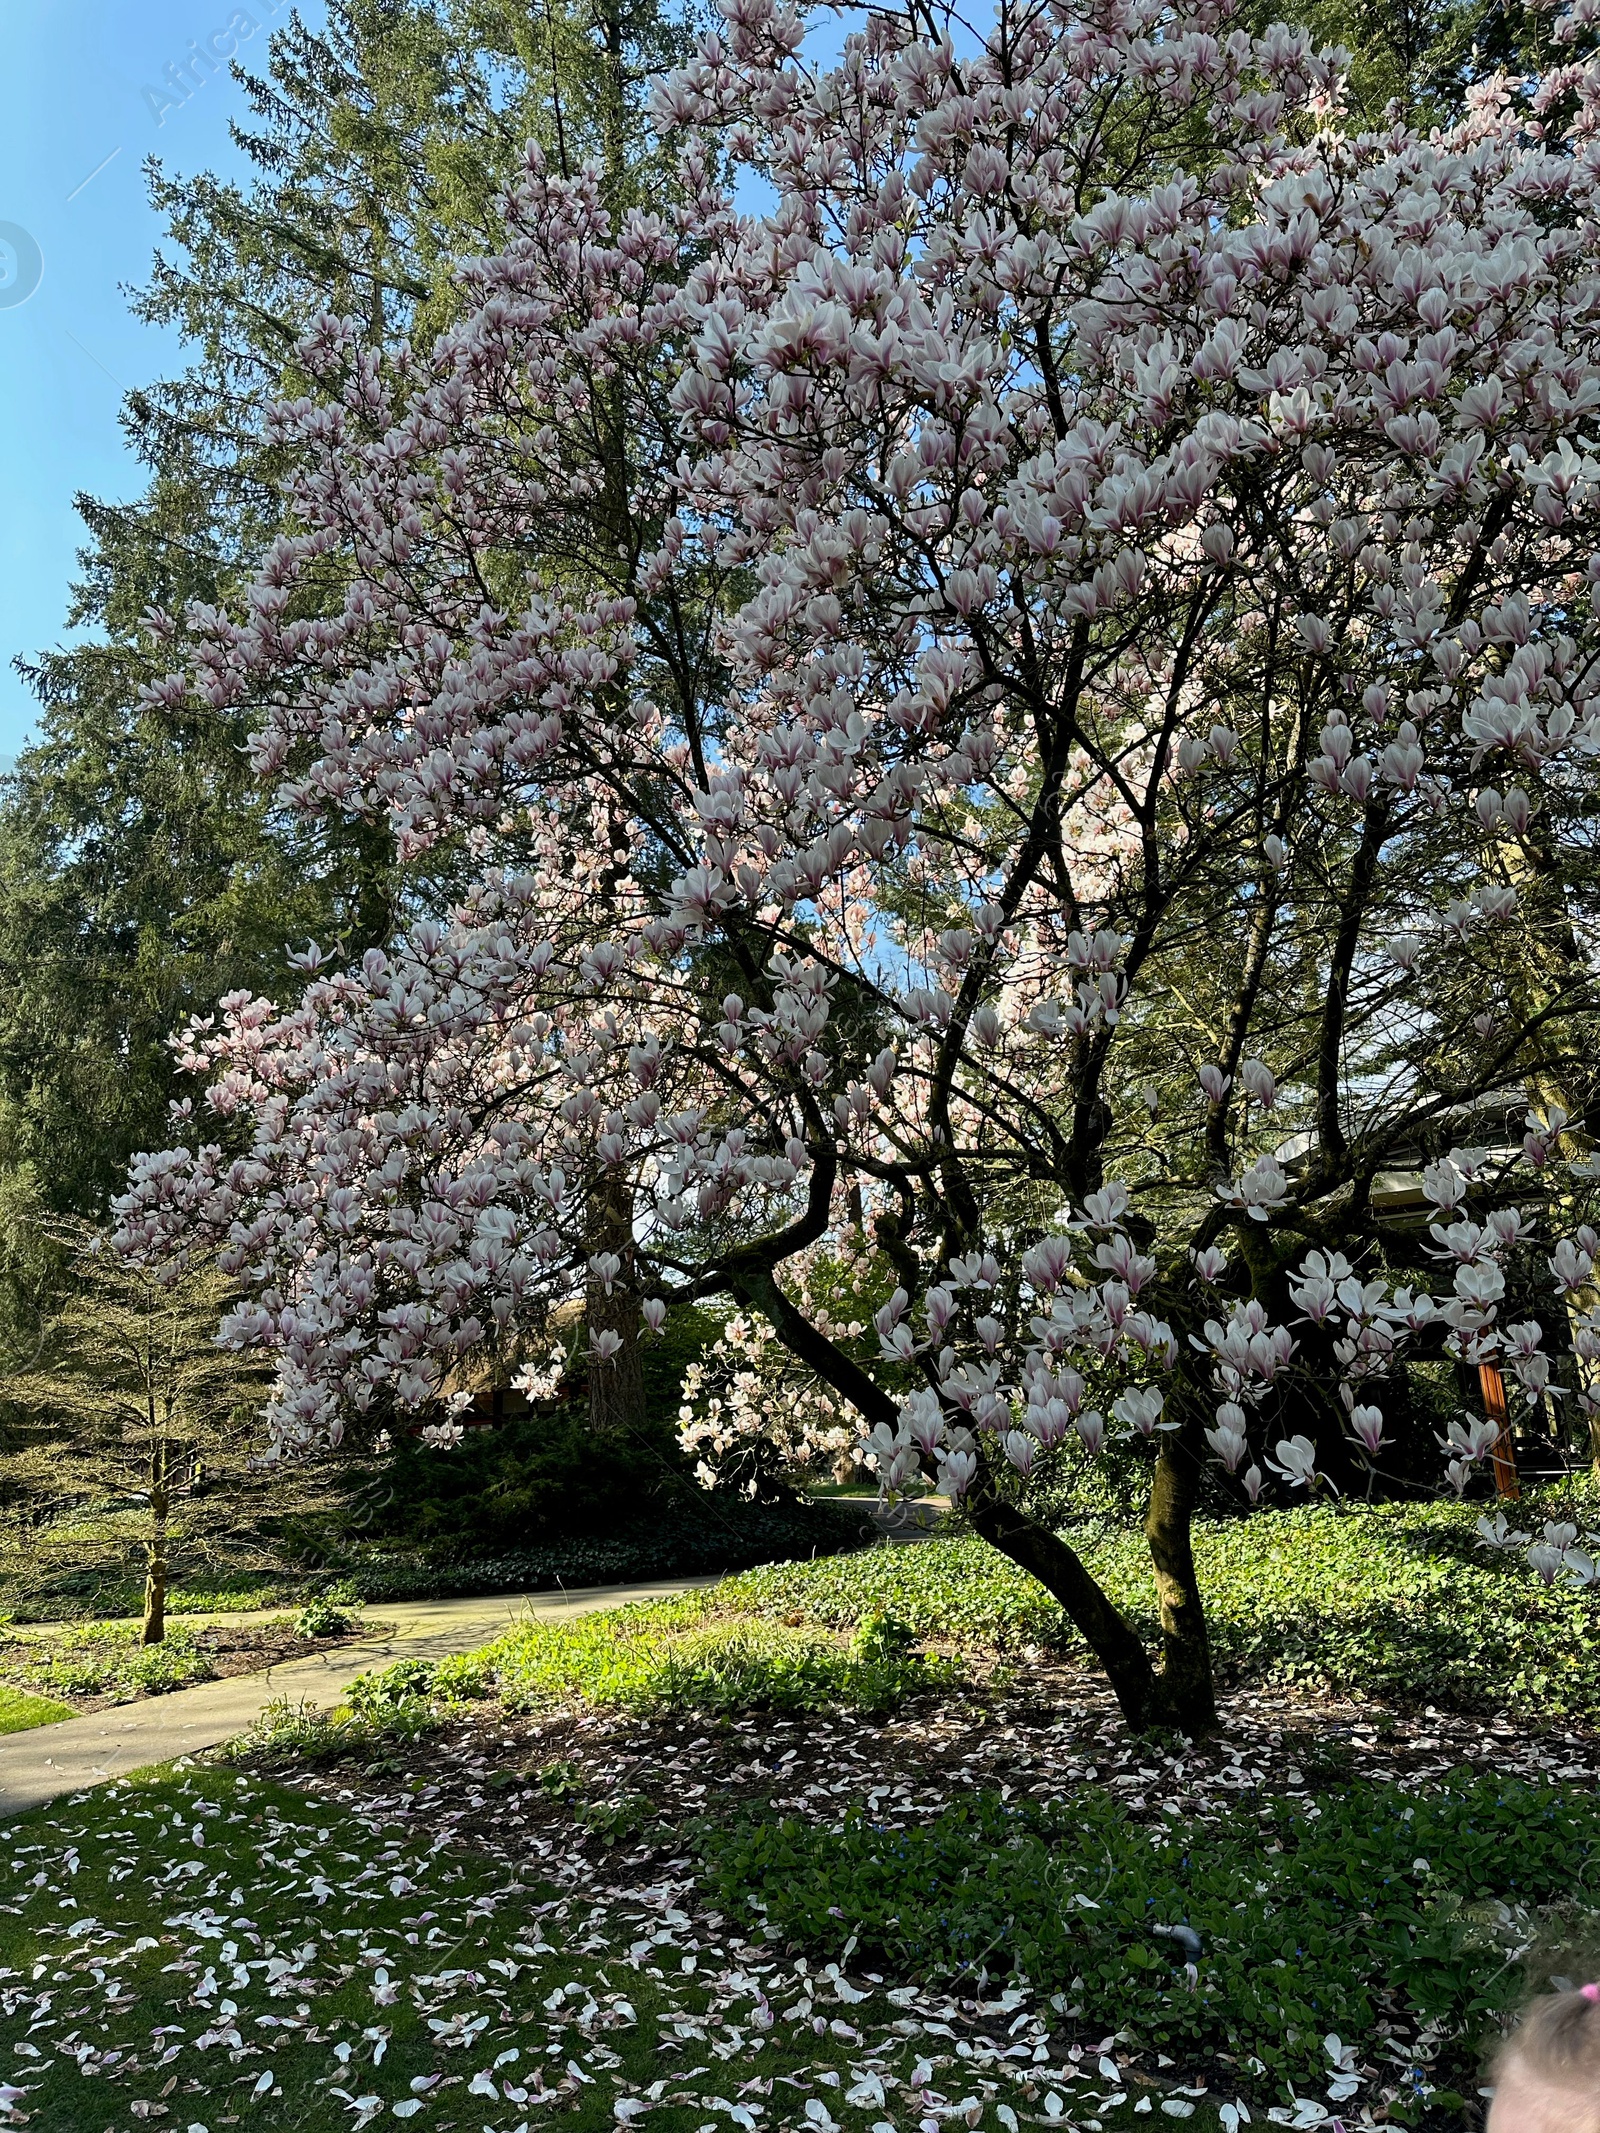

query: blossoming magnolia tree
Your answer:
[116,0,1600,1727]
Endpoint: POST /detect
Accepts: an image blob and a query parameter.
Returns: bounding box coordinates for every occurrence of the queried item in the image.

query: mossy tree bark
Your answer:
[143,1490,169,1648]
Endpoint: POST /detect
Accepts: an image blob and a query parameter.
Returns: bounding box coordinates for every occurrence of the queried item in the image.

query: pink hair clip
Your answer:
[1581,1984,1600,2004]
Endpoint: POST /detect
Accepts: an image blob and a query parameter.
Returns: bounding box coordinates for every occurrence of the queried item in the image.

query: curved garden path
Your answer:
[0,1579,716,1817]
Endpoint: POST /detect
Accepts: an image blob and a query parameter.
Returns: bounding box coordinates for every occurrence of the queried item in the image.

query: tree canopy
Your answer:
[103,0,1600,1726]
[0,0,694,1252]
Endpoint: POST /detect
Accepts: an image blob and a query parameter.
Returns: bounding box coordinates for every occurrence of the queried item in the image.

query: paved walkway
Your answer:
[0,1579,715,1820]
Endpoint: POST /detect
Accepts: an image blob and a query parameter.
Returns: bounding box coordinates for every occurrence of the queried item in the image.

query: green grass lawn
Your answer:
[0,1683,72,1734]
[0,1762,1228,2133]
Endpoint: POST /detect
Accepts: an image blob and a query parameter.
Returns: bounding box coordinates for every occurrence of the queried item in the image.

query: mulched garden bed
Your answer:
[291,1655,1600,1874]
[0,1616,383,1713]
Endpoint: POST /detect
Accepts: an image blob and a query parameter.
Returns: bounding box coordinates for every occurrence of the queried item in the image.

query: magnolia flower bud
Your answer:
[939,1448,978,1500]
[924,1285,956,1334]
[588,1251,622,1294]
[1348,1404,1386,1456]
[1386,932,1423,971]
[1034,1398,1072,1450]
[1237,1059,1276,1110]
[1198,1064,1231,1106]
[1206,1420,1249,1473]
[1002,1430,1037,1477]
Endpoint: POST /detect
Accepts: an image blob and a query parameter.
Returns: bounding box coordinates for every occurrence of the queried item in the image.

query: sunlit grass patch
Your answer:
[0,1682,72,1733]
[442,1598,957,1718]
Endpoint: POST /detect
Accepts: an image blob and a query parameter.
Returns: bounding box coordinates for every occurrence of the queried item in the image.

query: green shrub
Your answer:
[722,1500,1600,1716]
[700,1774,1600,2095]
[851,1606,920,1666]
[468,1598,957,1718]
[344,1658,432,1714]
[351,1306,726,1557]
[359,1406,691,1557]
[294,1592,358,1638]
[221,1690,444,1769]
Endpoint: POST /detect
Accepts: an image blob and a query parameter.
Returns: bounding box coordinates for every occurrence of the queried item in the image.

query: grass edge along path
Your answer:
[0,1687,70,1737]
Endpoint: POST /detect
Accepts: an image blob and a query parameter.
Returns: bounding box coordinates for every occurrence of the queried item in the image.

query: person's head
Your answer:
[1489,1984,1600,2133]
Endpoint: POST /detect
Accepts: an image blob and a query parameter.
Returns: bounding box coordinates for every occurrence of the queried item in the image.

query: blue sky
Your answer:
[0,0,327,756]
[0,1,872,761]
